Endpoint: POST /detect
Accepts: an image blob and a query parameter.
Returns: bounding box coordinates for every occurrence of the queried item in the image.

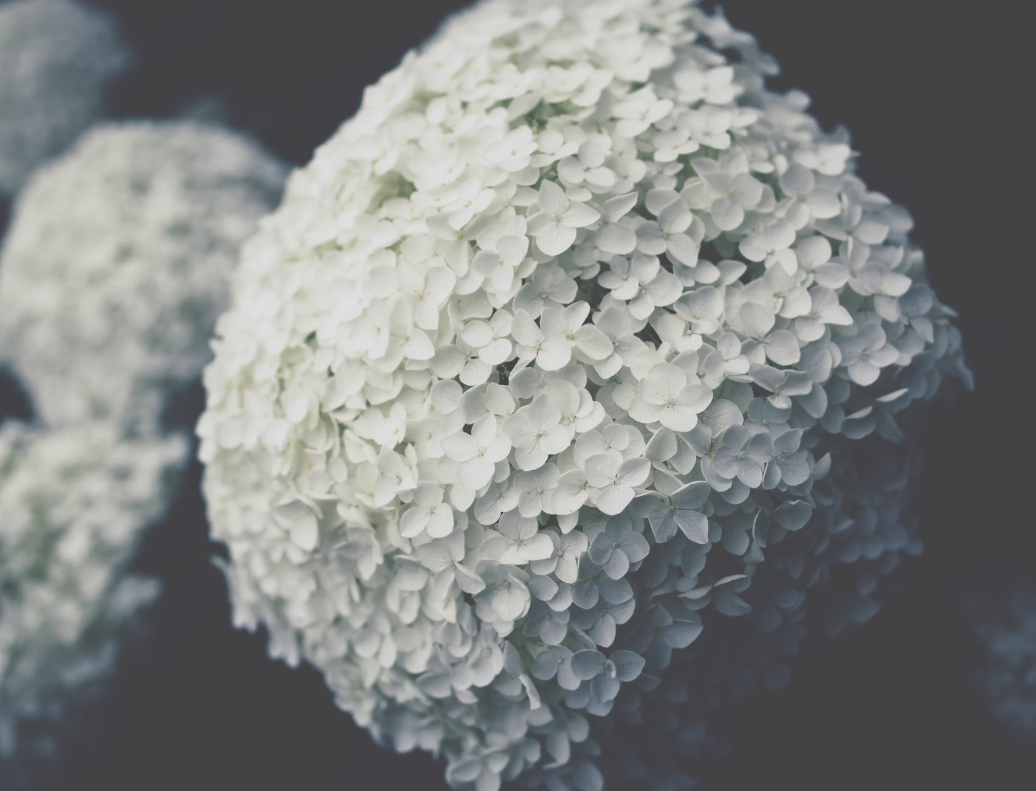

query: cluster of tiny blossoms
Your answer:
[964,584,1036,744]
[0,0,129,197]
[198,1,971,789]
[0,422,186,784]
[0,121,288,437]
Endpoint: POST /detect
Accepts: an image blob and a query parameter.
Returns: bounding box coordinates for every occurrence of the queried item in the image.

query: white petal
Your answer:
[562,201,601,228]
[535,223,577,256]
[596,223,637,255]
[573,325,613,360]
[537,180,569,214]
[711,198,744,231]
[627,396,662,425]
[493,582,530,620]
[537,336,572,370]
[551,472,588,514]
[290,512,319,551]
[779,162,814,196]
[848,360,881,386]
[671,480,711,510]
[461,457,495,489]
[676,510,709,543]
[617,457,651,487]
[427,503,455,538]
[658,404,698,432]
[441,432,478,462]
[666,233,700,265]
[773,500,813,531]
[521,533,556,562]
[763,330,801,365]
[455,563,486,594]
[403,329,435,360]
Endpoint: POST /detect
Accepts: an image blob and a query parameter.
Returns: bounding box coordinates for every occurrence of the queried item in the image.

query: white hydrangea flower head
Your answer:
[0,0,130,197]
[964,584,1036,745]
[0,421,187,783]
[197,1,972,788]
[0,121,288,436]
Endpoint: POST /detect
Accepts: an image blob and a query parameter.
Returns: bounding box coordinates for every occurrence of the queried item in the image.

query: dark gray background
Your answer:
[0,0,1031,788]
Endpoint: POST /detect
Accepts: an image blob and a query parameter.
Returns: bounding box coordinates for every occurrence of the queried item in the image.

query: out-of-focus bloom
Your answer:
[197,1,971,788]
[0,421,187,784]
[0,121,288,436]
[964,584,1036,744]
[0,0,130,197]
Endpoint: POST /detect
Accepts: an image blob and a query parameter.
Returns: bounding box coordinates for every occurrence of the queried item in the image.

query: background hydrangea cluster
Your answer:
[0,422,184,784]
[964,584,1036,746]
[0,39,287,783]
[0,0,129,197]
[197,0,970,789]
[0,121,289,437]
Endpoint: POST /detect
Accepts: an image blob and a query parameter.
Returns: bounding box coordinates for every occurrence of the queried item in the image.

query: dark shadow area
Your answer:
[713,572,1036,791]
[0,365,33,424]
[92,0,472,165]
[158,378,206,436]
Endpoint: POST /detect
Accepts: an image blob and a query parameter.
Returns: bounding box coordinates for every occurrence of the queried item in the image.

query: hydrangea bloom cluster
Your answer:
[0,421,186,784]
[964,585,1036,744]
[0,121,288,436]
[197,1,971,788]
[0,0,130,197]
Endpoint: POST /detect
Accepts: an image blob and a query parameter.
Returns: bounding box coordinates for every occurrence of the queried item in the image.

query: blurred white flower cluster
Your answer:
[0,103,286,775]
[0,121,289,436]
[0,422,185,779]
[0,0,130,197]
[197,0,971,788]
[965,585,1036,745]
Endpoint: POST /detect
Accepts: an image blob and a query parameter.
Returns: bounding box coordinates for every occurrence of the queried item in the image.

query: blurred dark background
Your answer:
[0,0,1032,788]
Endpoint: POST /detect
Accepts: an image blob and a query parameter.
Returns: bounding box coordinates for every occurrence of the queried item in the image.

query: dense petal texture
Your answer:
[197,1,971,789]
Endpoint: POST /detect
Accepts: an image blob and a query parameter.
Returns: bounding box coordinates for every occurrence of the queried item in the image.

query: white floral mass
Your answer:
[0,121,288,436]
[197,0,972,788]
[0,421,187,782]
[0,0,130,197]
